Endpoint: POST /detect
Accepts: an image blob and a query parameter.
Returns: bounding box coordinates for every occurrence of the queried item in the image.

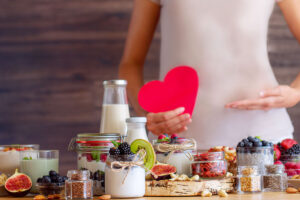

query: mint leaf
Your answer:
[111,141,120,148]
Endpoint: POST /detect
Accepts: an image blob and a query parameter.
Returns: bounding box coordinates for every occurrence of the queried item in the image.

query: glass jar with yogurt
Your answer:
[125,117,148,145]
[68,133,121,195]
[0,144,39,176]
[105,154,145,198]
[153,138,196,175]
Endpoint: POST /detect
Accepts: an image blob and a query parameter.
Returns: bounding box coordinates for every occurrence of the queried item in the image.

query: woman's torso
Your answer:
[149,0,294,148]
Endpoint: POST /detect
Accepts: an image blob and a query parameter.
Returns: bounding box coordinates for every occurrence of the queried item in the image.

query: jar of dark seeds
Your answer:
[65,170,93,199]
[263,165,288,192]
[236,166,262,193]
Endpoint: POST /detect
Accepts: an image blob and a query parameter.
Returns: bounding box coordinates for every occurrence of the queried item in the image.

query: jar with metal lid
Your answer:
[100,80,130,137]
[263,164,288,192]
[153,138,196,175]
[236,166,262,193]
[65,170,93,199]
[191,151,227,179]
[68,133,121,195]
[125,117,148,145]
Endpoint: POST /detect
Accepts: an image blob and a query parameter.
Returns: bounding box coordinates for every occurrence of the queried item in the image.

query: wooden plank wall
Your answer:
[0,0,299,174]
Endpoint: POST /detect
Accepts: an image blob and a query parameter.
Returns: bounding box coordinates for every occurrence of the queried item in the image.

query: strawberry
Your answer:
[285,162,295,169]
[274,160,283,165]
[100,154,107,162]
[171,134,179,139]
[281,139,298,150]
[274,145,281,161]
[158,135,166,140]
[295,162,300,169]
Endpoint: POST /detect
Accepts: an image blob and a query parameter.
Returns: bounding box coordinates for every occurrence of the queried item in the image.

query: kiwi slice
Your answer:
[130,139,156,171]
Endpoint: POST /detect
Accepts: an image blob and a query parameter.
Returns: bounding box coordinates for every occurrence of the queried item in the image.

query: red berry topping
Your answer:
[100,154,107,162]
[158,135,167,140]
[274,145,281,161]
[281,139,298,150]
[274,160,283,165]
[171,134,179,139]
[86,153,93,162]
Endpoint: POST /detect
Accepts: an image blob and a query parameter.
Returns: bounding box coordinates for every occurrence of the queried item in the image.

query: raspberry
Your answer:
[158,135,166,140]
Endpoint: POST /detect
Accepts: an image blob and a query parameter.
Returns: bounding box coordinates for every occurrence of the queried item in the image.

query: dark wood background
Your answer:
[0,0,299,174]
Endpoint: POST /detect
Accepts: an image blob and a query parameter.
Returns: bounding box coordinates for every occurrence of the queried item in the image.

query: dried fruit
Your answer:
[218,190,228,197]
[4,169,32,197]
[286,187,298,193]
[151,163,176,180]
[201,190,212,197]
[130,139,156,170]
[98,194,111,200]
[34,195,47,200]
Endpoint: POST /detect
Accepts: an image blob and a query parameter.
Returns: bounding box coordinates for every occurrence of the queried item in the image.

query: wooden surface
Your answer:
[145,178,234,196]
[0,1,299,175]
[1,193,300,200]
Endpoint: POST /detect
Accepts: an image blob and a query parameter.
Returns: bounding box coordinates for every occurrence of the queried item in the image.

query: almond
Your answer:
[201,190,212,197]
[218,190,228,197]
[98,194,111,200]
[286,187,298,193]
[33,195,47,200]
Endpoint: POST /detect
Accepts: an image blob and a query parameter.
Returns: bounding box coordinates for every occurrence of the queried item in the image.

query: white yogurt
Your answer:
[105,166,145,198]
[78,156,106,173]
[100,104,130,136]
[156,152,192,175]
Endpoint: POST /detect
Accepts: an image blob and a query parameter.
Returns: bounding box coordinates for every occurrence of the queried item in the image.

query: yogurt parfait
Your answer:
[105,139,155,198]
[153,134,196,175]
[0,144,39,176]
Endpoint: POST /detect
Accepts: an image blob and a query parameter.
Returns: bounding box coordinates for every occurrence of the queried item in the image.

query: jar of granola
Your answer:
[263,165,288,192]
[236,166,262,193]
[65,170,93,199]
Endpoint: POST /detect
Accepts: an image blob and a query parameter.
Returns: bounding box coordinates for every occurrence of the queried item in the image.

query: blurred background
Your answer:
[0,0,300,174]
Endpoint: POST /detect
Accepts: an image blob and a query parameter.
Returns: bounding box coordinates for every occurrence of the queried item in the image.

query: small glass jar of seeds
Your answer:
[263,165,288,192]
[65,170,93,199]
[236,166,262,193]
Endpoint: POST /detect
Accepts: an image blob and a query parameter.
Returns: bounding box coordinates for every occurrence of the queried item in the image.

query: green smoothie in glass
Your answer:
[20,150,59,193]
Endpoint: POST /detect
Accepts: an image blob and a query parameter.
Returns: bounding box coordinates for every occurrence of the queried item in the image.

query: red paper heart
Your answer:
[138,66,199,116]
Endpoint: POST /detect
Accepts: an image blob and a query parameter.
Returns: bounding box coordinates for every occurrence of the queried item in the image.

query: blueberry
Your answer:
[51,175,58,183]
[49,170,57,177]
[93,171,100,181]
[62,176,68,182]
[242,139,249,144]
[262,140,268,146]
[37,178,43,183]
[247,136,254,142]
[57,176,63,183]
[245,142,253,147]
[237,142,245,147]
[42,176,51,183]
[254,141,262,147]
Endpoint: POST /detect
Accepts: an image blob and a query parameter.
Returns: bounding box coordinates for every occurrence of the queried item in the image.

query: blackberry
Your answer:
[118,142,132,155]
[286,144,300,155]
[109,147,120,155]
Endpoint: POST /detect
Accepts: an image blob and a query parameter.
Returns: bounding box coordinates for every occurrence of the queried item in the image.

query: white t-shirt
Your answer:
[148,0,294,148]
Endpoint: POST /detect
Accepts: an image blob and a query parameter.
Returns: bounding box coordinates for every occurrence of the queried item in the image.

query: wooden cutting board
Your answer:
[145,178,235,197]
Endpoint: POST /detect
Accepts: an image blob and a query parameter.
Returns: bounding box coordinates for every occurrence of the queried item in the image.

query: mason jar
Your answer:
[68,133,120,195]
[105,154,145,198]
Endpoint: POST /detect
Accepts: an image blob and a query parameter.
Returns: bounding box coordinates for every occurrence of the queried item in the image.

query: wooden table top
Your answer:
[1,193,300,200]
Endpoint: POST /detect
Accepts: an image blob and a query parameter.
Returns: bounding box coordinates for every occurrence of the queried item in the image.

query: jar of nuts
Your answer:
[236,166,262,193]
[263,165,288,192]
[65,170,93,199]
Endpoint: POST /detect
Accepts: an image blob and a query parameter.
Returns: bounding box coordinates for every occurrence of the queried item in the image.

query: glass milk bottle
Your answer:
[100,80,130,138]
[125,117,148,145]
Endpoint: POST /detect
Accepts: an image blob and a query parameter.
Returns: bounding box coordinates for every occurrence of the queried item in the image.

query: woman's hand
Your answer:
[146,107,192,136]
[225,85,300,111]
